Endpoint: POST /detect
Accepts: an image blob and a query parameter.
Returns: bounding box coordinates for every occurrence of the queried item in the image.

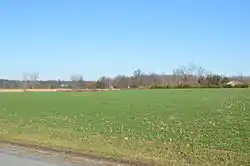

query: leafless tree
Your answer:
[197,66,206,77]
[237,72,244,82]
[196,66,210,85]
[159,74,169,85]
[112,75,131,88]
[173,64,208,85]
[96,76,111,89]
[30,72,39,89]
[134,69,141,76]
[22,72,29,90]
[132,69,142,87]
[173,66,187,85]
[70,74,84,90]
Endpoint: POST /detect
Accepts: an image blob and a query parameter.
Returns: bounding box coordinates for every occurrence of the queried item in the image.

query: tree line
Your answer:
[0,64,249,89]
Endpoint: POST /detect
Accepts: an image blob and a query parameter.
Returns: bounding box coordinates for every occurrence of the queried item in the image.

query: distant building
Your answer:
[60,84,69,88]
[226,80,244,86]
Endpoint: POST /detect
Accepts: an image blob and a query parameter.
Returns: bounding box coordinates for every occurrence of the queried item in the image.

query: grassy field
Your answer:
[0,89,249,165]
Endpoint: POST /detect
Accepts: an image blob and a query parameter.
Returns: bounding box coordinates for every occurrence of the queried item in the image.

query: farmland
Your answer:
[0,89,249,165]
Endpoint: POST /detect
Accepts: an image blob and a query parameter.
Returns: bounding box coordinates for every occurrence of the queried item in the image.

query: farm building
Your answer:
[226,80,244,86]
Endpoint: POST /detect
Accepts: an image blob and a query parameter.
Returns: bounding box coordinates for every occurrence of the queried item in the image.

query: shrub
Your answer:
[235,84,249,88]
[149,84,249,89]
[221,84,233,88]
[130,84,138,88]
[243,84,249,88]
[149,85,171,89]
[208,85,221,88]
[173,84,190,89]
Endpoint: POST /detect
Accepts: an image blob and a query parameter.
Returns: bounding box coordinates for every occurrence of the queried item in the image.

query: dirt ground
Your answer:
[0,89,24,92]
[0,89,56,92]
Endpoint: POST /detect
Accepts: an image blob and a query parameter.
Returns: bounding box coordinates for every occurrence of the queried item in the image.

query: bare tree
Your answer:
[132,69,142,87]
[173,66,188,85]
[78,75,84,88]
[237,72,244,82]
[111,75,131,89]
[133,69,141,77]
[22,72,29,90]
[30,72,39,89]
[196,66,209,85]
[197,66,206,77]
[96,76,107,89]
[173,64,208,85]
[70,74,84,90]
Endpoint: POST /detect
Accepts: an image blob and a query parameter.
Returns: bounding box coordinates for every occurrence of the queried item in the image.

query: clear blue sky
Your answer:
[0,0,249,80]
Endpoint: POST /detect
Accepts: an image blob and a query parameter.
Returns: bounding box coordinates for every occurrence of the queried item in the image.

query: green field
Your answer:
[0,89,249,165]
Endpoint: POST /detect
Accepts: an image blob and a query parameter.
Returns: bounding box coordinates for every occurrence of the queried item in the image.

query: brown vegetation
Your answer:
[0,89,24,92]
[0,64,249,90]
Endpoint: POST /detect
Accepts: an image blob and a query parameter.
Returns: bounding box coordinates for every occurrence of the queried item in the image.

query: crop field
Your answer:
[0,89,249,165]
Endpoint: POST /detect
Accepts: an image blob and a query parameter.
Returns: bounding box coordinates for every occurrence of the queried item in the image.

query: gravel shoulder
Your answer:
[0,142,132,166]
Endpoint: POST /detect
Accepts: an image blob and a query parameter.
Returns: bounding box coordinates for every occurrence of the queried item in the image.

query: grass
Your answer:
[0,89,249,165]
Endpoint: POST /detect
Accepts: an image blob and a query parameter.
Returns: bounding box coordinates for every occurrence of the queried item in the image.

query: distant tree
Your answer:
[132,69,142,88]
[173,63,198,85]
[85,81,97,89]
[206,74,222,85]
[57,79,62,87]
[70,74,84,89]
[49,84,56,89]
[96,76,112,89]
[237,72,244,82]
[30,72,39,89]
[22,72,29,90]
[196,67,210,85]
[96,76,105,89]
[197,76,207,85]
[78,75,84,89]
[220,77,230,84]
[133,69,141,76]
[112,75,130,88]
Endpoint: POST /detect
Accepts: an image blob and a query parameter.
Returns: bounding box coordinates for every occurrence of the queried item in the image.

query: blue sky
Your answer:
[0,0,249,80]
